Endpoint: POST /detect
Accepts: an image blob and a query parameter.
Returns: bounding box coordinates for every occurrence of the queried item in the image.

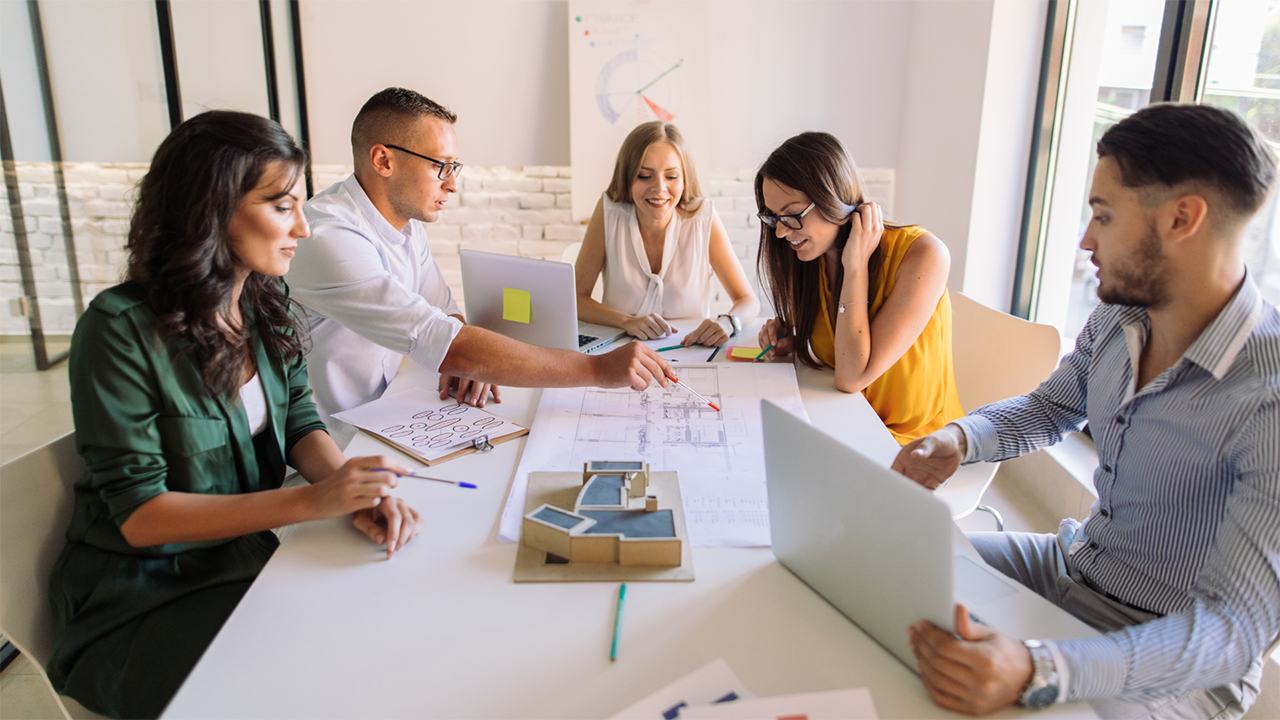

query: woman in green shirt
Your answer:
[46,111,423,719]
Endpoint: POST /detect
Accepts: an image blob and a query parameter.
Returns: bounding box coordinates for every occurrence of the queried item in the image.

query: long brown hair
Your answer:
[605,121,702,212]
[126,110,308,396]
[755,132,891,368]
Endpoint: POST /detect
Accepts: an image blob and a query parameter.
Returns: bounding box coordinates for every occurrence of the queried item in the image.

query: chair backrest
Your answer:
[951,291,1062,413]
[0,432,82,669]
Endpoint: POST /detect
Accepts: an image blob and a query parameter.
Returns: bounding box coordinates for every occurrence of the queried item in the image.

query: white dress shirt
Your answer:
[600,194,715,319]
[287,174,462,442]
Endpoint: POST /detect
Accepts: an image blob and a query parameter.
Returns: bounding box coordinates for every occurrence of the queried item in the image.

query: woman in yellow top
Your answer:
[755,132,962,444]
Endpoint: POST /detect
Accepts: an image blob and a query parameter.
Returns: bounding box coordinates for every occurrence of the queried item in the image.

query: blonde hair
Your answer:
[604,121,702,211]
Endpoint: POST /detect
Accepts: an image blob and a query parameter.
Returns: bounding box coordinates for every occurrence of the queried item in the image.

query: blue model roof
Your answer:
[581,474,626,506]
[589,461,645,471]
[532,506,586,530]
[580,510,676,538]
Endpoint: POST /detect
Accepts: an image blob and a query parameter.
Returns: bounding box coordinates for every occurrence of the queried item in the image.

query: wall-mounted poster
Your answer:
[568,1,710,222]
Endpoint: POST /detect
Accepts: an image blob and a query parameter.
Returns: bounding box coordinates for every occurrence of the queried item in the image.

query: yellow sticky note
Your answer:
[503,287,532,324]
[730,346,762,359]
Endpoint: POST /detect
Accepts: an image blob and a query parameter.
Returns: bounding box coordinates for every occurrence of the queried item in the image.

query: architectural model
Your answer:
[521,461,682,566]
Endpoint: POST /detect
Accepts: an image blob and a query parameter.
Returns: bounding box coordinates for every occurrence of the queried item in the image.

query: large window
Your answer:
[1021,0,1280,340]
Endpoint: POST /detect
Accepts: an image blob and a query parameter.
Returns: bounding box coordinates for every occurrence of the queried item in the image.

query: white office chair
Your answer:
[560,241,603,302]
[935,292,1061,529]
[0,432,104,719]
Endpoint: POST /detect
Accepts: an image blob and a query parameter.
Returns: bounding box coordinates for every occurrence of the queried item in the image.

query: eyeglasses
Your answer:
[383,144,463,180]
[757,202,816,230]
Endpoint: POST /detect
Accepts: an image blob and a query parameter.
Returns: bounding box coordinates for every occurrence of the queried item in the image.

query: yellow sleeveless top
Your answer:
[809,226,963,444]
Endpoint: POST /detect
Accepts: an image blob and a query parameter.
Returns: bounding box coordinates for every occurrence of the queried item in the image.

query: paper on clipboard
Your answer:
[331,387,528,466]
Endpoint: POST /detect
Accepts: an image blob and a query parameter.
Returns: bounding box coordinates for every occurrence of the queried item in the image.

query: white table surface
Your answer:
[164,341,1097,719]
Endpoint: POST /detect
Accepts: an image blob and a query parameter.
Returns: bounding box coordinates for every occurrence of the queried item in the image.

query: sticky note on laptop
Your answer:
[503,287,531,323]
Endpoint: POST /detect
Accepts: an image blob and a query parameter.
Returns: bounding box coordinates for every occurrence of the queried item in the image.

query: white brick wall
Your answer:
[2,162,893,334]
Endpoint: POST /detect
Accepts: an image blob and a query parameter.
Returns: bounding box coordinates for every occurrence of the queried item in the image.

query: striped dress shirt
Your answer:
[954,274,1280,703]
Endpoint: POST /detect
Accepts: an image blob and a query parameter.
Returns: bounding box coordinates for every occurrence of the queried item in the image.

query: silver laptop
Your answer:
[460,249,628,353]
[762,400,1041,671]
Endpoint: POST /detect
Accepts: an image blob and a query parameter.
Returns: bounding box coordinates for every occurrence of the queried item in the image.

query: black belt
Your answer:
[1078,571,1163,616]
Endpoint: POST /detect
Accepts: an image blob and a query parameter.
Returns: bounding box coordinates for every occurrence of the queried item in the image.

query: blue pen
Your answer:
[371,468,477,489]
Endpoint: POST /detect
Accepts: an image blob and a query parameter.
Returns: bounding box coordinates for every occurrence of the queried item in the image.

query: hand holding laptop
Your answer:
[907,603,1034,716]
[891,424,969,491]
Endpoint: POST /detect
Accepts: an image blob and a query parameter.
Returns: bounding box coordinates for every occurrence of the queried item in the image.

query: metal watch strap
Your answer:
[717,313,741,337]
[1019,639,1060,709]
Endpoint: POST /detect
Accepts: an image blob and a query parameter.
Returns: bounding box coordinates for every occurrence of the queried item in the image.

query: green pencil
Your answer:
[610,583,627,661]
[656,344,685,352]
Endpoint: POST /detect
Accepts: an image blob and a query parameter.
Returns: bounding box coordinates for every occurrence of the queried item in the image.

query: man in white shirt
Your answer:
[287,88,671,441]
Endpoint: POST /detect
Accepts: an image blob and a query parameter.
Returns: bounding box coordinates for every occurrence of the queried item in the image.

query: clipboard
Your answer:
[331,387,530,467]
[359,423,529,466]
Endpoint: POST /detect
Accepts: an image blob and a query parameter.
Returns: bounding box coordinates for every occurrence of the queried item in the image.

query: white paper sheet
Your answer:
[500,363,808,547]
[609,659,754,720]
[679,688,878,720]
[636,325,726,364]
[331,387,524,463]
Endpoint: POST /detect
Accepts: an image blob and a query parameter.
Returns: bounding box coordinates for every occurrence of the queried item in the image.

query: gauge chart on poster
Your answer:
[568,1,710,222]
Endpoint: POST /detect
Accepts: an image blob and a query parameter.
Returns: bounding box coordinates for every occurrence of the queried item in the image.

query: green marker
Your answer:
[610,583,627,661]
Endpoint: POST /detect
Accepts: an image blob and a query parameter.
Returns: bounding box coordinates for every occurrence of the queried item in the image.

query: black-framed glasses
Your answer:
[384,144,463,180]
[757,202,816,230]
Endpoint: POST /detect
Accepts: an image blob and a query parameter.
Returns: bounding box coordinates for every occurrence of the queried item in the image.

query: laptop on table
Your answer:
[460,249,628,353]
[761,400,1091,671]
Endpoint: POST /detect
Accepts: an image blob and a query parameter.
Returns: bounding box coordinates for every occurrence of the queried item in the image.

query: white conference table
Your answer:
[164,349,1098,719]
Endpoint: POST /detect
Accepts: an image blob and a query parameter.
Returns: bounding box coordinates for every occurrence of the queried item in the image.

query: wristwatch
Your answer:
[1019,639,1060,709]
[717,313,742,337]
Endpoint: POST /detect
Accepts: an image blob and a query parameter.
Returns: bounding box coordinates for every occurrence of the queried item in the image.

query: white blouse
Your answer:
[600,194,715,319]
[239,372,268,436]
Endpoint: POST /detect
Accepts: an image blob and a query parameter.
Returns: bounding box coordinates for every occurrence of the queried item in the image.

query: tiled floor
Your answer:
[0,335,1055,716]
[0,654,65,720]
[1,338,74,464]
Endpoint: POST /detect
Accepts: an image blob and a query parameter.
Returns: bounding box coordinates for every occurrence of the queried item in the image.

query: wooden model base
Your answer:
[513,471,694,583]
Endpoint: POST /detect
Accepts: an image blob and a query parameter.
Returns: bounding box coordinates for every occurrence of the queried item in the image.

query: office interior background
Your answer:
[1,0,1277,373]
[0,0,1278,713]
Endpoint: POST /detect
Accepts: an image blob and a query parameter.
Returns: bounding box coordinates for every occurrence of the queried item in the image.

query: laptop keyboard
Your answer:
[578,334,599,347]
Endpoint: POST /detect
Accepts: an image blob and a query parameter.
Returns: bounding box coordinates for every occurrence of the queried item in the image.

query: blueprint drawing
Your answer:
[501,362,808,547]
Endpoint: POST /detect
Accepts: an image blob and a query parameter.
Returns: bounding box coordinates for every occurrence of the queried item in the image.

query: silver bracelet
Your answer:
[838,301,870,314]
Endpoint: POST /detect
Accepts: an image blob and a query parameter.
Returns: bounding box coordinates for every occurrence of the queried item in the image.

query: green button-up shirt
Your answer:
[47,283,329,712]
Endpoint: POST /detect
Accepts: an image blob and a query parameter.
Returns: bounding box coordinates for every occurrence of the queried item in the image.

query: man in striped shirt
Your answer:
[894,103,1279,718]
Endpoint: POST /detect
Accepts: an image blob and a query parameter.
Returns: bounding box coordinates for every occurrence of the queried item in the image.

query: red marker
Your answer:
[666,375,721,412]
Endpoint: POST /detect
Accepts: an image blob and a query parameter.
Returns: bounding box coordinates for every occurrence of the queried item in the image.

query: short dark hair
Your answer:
[351,87,456,163]
[1097,103,1276,220]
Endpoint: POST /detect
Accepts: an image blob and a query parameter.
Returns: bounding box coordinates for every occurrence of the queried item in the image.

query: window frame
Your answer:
[1011,0,1219,322]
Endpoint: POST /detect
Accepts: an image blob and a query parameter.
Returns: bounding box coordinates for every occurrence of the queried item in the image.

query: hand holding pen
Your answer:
[756,319,793,361]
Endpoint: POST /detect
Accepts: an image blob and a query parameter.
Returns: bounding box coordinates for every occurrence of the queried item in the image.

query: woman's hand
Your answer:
[306,456,403,520]
[842,201,885,271]
[683,317,733,347]
[352,497,423,559]
[756,318,794,361]
[622,313,673,340]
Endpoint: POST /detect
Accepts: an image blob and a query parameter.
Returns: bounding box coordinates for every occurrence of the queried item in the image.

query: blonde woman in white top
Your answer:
[575,122,759,345]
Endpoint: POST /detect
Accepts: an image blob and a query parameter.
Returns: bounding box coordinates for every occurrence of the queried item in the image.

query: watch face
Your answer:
[1026,686,1059,709]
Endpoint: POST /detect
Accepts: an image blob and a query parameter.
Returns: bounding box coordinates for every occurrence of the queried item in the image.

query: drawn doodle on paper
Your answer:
[380,404,513,450]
